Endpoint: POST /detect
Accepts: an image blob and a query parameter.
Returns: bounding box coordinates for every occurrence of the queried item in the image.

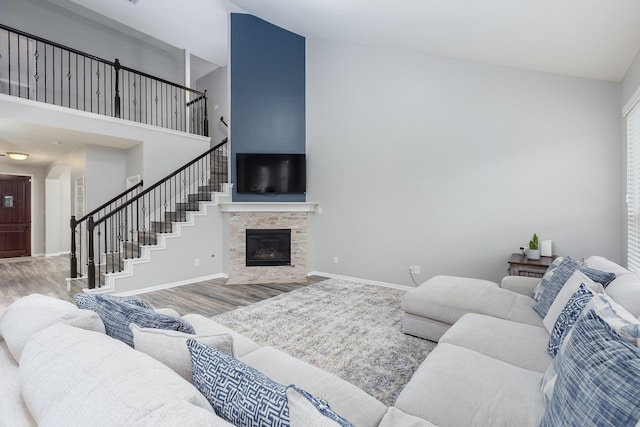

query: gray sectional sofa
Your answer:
[1,255,638,426]
[399,255,640,426]
[0,294,429,427]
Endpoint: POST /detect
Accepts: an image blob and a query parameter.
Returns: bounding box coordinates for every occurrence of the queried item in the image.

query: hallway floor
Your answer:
[0,255,324,316]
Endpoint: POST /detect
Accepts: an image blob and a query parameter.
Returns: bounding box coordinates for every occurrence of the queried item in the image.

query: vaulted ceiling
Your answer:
[60,0,640,82]
[3,0,639,166]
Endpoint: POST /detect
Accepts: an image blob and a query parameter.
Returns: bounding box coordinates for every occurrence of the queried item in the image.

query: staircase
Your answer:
[103,178,230,274]
[70,139,230,293]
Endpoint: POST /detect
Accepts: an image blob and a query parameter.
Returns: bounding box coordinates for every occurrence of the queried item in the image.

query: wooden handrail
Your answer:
[94,139,228,227]
[76,180,144,224]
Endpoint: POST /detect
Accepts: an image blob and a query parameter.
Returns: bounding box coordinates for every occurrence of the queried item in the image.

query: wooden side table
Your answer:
[507,253,556,278]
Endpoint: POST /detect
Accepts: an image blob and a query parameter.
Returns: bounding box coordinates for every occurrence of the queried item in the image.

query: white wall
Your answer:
[45,166,71,256]
[1,96,210,258]
[306,38,623,285]
[0,97,211,186]
[197,65,229,147]
[113,204,226,294]
[84,145,127,212]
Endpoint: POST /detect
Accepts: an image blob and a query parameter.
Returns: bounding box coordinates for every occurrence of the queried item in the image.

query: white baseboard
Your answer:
[45,251,70,257]
[308,271,415,291]
[113,273,230,296]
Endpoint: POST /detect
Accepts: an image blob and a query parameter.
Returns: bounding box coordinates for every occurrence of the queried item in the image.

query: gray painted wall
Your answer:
[306,38,623,285]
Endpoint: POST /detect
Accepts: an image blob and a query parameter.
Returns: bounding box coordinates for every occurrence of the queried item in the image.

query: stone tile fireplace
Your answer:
[220,203,316,284]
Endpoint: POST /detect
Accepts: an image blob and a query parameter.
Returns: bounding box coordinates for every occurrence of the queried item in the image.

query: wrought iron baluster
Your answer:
[67,51,71,107]
[26,34,29,98]
[7,31,11,93]
[96,66,101,114]
[133,76,138,122]
[75,52,78,109]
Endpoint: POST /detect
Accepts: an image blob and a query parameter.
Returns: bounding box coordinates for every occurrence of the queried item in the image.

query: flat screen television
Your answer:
[236,153,306,194]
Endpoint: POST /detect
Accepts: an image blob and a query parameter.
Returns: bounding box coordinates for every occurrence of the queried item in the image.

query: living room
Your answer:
[1,1,640,426]
[1,0,638,290]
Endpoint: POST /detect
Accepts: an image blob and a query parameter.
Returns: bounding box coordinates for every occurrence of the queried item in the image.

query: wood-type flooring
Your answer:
[0,255,324,316]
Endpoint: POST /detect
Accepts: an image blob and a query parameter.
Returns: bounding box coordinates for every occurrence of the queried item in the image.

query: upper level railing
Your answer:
[0,23,208,136]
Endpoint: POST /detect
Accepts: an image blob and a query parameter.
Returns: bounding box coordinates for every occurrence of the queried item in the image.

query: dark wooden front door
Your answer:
[0,174,31,258]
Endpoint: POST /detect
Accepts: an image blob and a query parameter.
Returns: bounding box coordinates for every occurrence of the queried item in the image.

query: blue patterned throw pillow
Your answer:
[74,294,194,347]
[188,339,290,427]
[533,257,615,318]
[540,310,640,427]
[534,257,564,301]
[547,283,594,357]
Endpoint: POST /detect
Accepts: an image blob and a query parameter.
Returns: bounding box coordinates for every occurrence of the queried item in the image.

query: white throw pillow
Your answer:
[583,256,630,277]
[0,294,105,362]
[542,271,603,333]
[130,324,235,382]
[603,272,640,318]
[378,407,440,427]
[286,386,354,427]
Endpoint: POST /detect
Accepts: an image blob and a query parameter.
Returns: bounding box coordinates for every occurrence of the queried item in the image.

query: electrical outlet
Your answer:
[414,265,421,274]
[333,256,339,264]
[194,259,199,267]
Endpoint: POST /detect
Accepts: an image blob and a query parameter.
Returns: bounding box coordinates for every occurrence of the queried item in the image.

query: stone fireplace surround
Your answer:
[219,203,317,284]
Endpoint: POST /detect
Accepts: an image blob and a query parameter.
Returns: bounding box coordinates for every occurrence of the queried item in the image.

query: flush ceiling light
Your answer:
[6,152,29,160]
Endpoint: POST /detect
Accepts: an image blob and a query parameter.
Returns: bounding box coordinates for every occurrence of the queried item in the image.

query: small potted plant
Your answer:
[528,233,540,260]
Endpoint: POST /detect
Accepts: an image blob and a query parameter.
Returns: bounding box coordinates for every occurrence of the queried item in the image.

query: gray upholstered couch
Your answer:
[0,294,432,427]
[397,255,640,426]
[2,255,638,426]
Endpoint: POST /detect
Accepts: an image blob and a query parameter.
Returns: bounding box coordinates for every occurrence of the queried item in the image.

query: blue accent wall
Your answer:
[230,14,306,202]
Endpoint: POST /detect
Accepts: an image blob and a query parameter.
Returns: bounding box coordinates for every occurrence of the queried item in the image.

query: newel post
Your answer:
[70,216,78,278]
[87,216,96,289]
[203,90,209,137]
[114,58,121,118]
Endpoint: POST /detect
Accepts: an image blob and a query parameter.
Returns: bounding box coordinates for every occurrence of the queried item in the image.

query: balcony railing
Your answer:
[0,23,208,136]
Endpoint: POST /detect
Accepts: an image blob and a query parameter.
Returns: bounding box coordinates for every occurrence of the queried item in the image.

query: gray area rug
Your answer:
[212,278,437,406]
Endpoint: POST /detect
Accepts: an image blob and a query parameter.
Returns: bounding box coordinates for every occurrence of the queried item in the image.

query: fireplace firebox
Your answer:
[245,229,291,267]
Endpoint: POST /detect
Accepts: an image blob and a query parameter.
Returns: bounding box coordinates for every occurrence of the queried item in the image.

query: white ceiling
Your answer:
[65,0,640,82]
[0,119,139,167]
[231,0,640,82]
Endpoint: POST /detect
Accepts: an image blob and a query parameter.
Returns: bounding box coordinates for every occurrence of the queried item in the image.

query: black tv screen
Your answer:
[236,153,306,194]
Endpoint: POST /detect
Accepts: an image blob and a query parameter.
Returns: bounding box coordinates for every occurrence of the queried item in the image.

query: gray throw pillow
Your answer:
[74,294,194,347]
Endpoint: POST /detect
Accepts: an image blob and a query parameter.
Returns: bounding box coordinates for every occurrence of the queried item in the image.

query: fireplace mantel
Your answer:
[219,202,318,213]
